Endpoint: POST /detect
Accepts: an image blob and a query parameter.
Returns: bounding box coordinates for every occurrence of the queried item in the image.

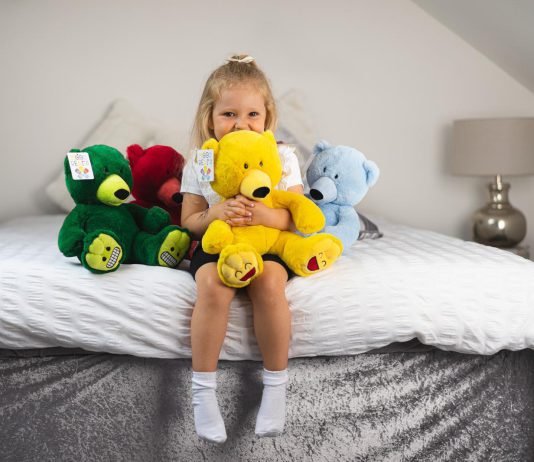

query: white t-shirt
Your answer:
[181,144,303,207]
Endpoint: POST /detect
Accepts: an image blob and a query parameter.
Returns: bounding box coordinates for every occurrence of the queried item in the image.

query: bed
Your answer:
[1,213,534,461]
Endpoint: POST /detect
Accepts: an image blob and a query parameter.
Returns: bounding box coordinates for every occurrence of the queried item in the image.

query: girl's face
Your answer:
[210,83,267,140]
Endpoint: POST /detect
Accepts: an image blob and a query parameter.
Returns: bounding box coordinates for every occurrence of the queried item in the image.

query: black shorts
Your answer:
[189,244,293,281]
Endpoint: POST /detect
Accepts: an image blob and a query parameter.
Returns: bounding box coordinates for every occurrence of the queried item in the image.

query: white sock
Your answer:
[255,368,289,437]
[191,371,227,443]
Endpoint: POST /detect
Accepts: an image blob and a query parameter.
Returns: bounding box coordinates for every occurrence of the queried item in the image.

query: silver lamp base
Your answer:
[472,176,526,248]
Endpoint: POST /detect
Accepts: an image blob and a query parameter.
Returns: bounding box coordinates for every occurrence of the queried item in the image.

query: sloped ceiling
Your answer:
[412,0,534,94]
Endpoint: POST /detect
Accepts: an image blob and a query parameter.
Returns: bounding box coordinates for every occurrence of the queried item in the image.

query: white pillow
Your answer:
[275,89,318,181]
[45,99,157,212]
[147,124,192,159]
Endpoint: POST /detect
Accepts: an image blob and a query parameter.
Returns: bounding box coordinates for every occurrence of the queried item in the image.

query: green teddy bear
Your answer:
[58,144,191,274]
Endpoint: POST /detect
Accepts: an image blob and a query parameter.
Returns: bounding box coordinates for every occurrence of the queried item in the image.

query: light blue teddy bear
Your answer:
[306,140,380,251]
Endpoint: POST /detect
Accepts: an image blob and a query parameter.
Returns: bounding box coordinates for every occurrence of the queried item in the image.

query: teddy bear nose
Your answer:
[172,192,183,204]
[253,187,270,198]
[114,189,130,200]
[310,189,323,201]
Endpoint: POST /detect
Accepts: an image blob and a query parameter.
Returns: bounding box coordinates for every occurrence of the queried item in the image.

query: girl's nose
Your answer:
[235,118,247,130]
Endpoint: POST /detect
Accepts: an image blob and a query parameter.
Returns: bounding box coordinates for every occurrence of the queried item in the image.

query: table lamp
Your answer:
[452,118,534,248]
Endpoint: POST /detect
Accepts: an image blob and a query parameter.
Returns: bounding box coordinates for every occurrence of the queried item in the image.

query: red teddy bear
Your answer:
[127,144,185,225]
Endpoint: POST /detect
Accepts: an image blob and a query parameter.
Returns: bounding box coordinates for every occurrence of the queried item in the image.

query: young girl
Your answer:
[181,54,303,443]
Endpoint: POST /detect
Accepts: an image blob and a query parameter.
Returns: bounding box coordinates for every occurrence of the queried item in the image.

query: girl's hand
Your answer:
[227,195,292,230]
[243,200,271,226]
[214,197,252,226]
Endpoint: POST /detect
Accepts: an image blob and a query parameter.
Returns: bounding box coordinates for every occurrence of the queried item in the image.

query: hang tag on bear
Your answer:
[194,149,215,182]
[67,152,94,180]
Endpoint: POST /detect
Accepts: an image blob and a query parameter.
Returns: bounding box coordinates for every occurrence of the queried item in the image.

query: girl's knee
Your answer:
[248,263,288,302]
[195,263,236,305]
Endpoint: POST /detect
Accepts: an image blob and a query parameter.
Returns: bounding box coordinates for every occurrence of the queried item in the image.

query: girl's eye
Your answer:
[244,163,248,169]
[250,112,259,117]
[223,112,235,117]
[259,161,263,167]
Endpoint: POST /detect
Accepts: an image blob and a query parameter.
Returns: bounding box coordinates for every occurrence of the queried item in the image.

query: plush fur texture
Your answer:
[58,144,191,274]
[127,144,185,226]
[306,140,379,251]
[201,130,343,288]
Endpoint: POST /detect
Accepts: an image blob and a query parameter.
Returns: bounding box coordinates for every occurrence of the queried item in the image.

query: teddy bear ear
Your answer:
[363,160,380,188]
[262,130,277,145]
[126,144,145,168]
[313,140,331,156]
[201,138,219,154]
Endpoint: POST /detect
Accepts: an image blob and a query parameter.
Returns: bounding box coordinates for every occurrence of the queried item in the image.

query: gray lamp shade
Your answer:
[452,118,534,176]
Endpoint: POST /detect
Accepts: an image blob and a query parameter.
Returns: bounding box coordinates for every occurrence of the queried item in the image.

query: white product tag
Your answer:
[194,149,215,182]
[67,152,94,180]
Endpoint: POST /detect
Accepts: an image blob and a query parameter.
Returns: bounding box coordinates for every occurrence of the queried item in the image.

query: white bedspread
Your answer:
[1,215,533,359]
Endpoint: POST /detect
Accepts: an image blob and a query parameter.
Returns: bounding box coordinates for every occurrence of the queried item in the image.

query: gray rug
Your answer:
[1,349,533,461]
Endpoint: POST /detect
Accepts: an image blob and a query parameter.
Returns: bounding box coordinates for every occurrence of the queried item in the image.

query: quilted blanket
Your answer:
[0,215,533,358]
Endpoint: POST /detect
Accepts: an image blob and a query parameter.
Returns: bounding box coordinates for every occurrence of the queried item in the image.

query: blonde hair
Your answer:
[191,54,278,149]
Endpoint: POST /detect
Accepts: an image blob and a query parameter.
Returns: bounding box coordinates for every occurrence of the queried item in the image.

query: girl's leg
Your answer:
[191,262,236,443]
[191,262,236,372]
[247,261,291,437]
[246,261,291,371]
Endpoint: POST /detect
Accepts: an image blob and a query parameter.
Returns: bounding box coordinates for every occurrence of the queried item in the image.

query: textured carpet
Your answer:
[1,349,533,461]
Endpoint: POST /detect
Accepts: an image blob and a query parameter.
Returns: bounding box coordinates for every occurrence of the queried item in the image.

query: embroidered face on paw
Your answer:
[210,84,267,140]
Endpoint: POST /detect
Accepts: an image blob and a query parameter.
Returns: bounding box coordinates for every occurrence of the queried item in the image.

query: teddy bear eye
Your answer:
[323,167,327,173]
[335,174,339,179]
[244,163,249,169]
[103,166,109,174]
[259,161,263,167]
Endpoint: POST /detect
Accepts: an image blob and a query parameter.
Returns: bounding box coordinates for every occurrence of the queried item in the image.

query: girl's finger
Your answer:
[227,220,246,227]
[225,207,251,218]
[234,195,255,208]
[227,216,251,226]
[228,199,247,209]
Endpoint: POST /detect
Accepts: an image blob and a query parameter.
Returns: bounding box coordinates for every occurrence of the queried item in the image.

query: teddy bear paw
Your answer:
[85,233,123,272]
[203,220,234,254]
[300,235,343,276]
[218,244,263,288]
[145,207,171,232]
[158,229,191,267]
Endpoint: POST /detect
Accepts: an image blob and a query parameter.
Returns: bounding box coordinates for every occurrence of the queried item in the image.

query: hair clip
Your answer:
[227,55,255,64]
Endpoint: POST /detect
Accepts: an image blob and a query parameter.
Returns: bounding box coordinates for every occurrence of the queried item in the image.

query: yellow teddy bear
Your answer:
[201,130,343,288]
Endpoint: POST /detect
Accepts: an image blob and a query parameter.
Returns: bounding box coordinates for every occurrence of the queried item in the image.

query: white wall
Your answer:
[1,0,534,248]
